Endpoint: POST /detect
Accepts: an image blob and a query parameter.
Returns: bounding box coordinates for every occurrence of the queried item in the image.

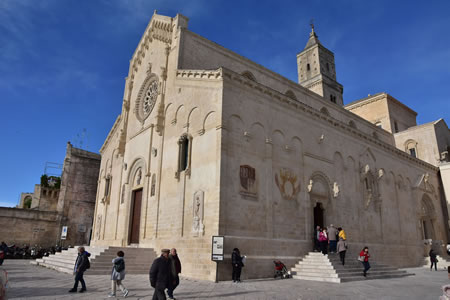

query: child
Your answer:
[108,251,129,298]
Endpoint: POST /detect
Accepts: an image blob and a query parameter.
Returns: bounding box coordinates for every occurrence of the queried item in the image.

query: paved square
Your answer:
[2,260,449,299]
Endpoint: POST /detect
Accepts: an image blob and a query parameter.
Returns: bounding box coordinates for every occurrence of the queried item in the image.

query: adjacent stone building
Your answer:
[91,12,449,281]
[0,143,100,247]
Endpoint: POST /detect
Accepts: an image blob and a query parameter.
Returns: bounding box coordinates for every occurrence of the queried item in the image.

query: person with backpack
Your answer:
[69,246,90,293]
[429,249,438,271]
[109,250,129,297]
[337,237,348,265]
[231,248,244,283]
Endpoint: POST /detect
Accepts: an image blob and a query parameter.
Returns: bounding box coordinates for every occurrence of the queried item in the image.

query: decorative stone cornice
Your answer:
[176,69,223,80]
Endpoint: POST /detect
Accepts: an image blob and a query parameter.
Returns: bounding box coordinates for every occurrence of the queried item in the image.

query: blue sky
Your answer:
[1,0,449,207]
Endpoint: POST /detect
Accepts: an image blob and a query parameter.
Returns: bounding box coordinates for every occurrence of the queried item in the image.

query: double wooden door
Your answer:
[129,189,142,244]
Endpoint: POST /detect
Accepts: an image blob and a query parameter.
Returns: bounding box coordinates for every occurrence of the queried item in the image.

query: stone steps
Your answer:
[32,246,157,275]
[291,252,413,283]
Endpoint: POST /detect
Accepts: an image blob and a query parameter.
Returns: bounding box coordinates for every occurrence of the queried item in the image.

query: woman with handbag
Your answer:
[429,249,438,271]
[108,251,129,298]
[319,228,328,255]
[359,247,370,277]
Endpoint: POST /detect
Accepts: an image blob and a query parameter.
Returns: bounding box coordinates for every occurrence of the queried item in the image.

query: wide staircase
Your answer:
[291,252,413,283]
[32,246,157,275]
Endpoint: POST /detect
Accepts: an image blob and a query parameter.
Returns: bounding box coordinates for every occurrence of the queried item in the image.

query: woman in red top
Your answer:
[359,247,371,277]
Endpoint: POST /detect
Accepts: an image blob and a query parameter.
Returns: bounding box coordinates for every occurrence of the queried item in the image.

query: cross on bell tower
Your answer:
[296,23,344,105]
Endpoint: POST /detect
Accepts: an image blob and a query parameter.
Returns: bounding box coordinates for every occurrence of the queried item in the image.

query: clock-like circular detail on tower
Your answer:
[134,74,159,123]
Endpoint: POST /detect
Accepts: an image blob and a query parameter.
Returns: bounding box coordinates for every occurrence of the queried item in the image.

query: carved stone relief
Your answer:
[239,165,256,197]
[275,168,301,201]
[135,169,142,186]
[95,215,102,240]
[192,190,205,237]
[151,174,156,196]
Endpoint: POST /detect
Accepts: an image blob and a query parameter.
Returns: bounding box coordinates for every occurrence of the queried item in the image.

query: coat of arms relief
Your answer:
[275,168,301,201]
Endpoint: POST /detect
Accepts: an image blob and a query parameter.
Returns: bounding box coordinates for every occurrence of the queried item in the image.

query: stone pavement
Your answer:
[2,260,449,299]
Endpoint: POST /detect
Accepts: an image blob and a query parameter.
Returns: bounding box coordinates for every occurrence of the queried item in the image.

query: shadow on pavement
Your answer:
[180,290,257,299]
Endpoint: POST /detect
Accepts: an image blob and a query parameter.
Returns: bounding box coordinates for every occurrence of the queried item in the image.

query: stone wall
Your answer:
[57,143,101,246]
[0,207,60,247]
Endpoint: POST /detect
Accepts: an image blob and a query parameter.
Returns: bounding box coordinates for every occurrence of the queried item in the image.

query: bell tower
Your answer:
[297,23,344,105]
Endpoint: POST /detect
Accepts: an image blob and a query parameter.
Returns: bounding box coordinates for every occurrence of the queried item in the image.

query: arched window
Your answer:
[307,63,311,71]
[176,134,193,179]
[24,196,32,209]
[405,140,418,158]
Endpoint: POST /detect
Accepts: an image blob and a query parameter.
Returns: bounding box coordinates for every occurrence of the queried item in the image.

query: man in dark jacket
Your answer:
[167,248,182,300]
[149,249,171,300]
[69,247,89,293]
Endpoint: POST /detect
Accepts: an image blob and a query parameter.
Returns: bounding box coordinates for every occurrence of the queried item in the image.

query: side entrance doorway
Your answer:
[314,202,324,229]
[129,189,143,244]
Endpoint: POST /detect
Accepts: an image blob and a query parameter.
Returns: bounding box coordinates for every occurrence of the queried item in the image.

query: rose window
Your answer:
[143,80,158,116]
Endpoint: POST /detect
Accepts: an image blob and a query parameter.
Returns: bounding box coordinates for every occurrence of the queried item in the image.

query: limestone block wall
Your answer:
[0,208,60,247]
[58,143,101,246]
[394,123,440,166]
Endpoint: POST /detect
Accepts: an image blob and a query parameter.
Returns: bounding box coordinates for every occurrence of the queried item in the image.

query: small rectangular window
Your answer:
[307,63,310,71]
[394,121,399,133]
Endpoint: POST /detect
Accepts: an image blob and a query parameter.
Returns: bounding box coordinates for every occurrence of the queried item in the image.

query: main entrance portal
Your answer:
[314,203,324,229]
[129,189,143,244]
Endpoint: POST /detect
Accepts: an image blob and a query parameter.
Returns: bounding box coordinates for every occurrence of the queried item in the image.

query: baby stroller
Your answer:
[273,260,291,279]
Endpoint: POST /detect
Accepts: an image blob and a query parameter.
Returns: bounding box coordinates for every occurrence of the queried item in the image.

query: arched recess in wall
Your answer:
[173,104,185,126]
[249,122,266,156]
[420,194,436,240]
[241,71,257,81]
[202,111,216,132]
[285,90,297,100]
[187,107,200,133]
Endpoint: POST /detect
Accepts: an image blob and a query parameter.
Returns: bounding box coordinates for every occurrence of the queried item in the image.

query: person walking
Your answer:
[319,229,328,255]
[338,227,346,240]
[69,246,90,293]
[149,249,171,300]
[167,248,181,300]
[337,237,348,265]
[314,226,321,252]
[429,249,438,271]
[327,224,338,253]
[359,247,371,277]
[108,250,129,298]
[231,248,244,283]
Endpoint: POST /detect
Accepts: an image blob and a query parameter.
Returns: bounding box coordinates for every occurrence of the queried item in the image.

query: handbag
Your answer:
[358,256,364,262]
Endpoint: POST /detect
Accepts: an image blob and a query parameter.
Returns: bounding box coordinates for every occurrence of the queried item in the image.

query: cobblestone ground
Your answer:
[2,260,449,300]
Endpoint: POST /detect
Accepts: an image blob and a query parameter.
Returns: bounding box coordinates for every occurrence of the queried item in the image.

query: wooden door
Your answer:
[129,189,142,244]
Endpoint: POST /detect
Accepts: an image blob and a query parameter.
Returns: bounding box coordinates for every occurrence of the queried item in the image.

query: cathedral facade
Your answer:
[91,12,449,281]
